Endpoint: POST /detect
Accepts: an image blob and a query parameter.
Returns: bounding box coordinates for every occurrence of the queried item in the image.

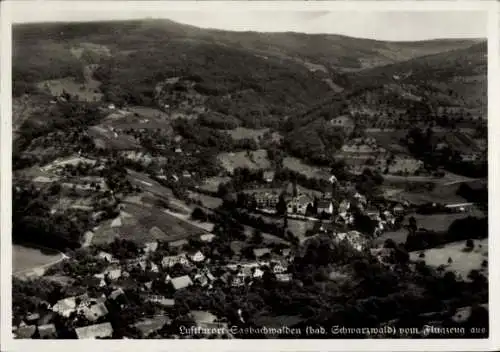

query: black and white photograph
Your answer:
[1,0,497,349]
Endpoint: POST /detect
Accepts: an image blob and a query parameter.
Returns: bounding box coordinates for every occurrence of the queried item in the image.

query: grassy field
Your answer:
[374,229,408,246]
[198,176,232,193]
[127,106,171,119]
[412,212,484,232]
[374,210,485,246]
[410,239,488,281]
[365,130,409,153]
[388,157,423,174]
[382,180,475,206]
[188,191,223,209]
[37,77,102,102]
[217,149,271,174]
[88,125,140,150]
[126,169,174,199]
[93,201,206,245]
[227,127,269,141]
[283,156,330,180]
[13,244,63,274]
[287,219,316,242]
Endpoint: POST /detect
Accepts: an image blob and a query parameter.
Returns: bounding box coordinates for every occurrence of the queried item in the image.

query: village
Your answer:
[10,12,490,342]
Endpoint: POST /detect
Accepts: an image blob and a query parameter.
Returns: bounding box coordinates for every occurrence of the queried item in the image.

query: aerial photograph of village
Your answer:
[10,7,489,340]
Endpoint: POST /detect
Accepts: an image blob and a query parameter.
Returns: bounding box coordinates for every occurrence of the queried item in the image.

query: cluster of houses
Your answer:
[13,231,296,339]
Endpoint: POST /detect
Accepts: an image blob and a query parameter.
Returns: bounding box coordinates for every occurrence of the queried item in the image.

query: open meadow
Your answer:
[217,149,271,174]
[13,244,64,275]
[410,239,488,281]
[283,156,330,180]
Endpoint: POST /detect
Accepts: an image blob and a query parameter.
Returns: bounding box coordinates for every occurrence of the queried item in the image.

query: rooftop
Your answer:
[75,322,114,339]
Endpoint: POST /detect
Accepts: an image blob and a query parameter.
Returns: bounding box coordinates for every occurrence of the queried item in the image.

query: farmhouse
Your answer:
[200,233,216,242]
[263,170,275,183]
[52,297,78,317]
[143,241,159,254]
[330,115,355,134]
[287,194,314,215]
[253,192,280,209]
[276,273,292,282]
[108,288,125,301]
[146,295,175,307]
[75,322,114,339]
[132,316,171,338]
[253,267,265,279]
[271,262,287,274]
[78,302,109,322]
[98,266,122,281]
[189,251,206,263]
[336,231,368,251]
[190,310,227,330]
[170,275,194,291]
[317,200,334,215]
[194,273,209,287]
[162,254,189,268]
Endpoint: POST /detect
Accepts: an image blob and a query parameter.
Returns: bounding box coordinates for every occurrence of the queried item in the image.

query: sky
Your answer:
[7,1,488,41]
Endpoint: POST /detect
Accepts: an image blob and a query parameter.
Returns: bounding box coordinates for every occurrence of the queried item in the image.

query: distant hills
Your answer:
[13,19,486,131]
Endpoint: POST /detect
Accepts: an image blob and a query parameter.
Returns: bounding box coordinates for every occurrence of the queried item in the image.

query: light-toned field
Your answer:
[127,106,171,120]
[88,125,140,150]
[227,127,269,141]
[411,212,484,232]
[188,191,223,209]
[388,157,423,174]
[374,229,408,246]
[383,182,469,206]
[366,130,409,153]
[374,212,484,246]
[283,156,330,180]
[198,177,232,193]
[37,77,102,102]
[13,244,63,274]
[287,219,316,242]
[218,149,271,174]
[410,239,488,281]
[92,201,206,245]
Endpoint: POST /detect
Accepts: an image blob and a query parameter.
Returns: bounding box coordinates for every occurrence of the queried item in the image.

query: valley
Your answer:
[11,18,488,340]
